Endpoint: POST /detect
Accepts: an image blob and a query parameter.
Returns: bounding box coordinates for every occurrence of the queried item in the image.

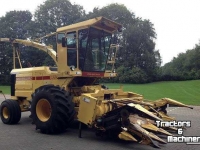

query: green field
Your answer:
[0,80,199,105]
[0,86,10,95]
[104,80,200,105]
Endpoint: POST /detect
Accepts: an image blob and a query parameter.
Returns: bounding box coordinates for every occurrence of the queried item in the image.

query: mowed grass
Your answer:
[0,80,199,105]
[0,86,10,95]
[104,80,200,105]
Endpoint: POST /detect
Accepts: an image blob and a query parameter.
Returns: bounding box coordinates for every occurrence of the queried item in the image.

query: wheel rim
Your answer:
[36,99,52,122]
[2,107,9,119]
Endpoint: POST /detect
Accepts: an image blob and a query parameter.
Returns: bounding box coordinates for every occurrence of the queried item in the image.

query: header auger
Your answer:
[0,16,193,148]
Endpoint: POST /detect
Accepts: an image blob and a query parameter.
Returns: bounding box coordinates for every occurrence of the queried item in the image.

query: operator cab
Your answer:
[78,27,112,72]
[56,17,122,77]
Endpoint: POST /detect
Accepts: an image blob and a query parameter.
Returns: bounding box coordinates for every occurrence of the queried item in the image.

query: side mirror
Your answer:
[118,27,122,32]
[62,37,66,47]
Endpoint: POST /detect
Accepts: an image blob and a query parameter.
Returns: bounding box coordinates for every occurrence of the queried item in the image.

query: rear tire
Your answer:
[0,99,21,124]
[31,85,75,134]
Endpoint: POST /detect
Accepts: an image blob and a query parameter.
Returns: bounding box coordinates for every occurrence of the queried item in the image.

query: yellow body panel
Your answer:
[57,17,122,33]
[78,94,97,125]
[11,66,73,100]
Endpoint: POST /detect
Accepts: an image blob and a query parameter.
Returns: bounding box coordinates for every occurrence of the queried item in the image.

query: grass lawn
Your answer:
[0,86,10,95]
[0,80,199,105]
[104,80,200,105]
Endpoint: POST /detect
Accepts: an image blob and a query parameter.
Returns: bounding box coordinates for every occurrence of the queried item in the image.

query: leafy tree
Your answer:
[87,4,135,27]
[0,2,164,85]
[0,11,32,84]
[0,10,32,38]
[87,3,161,83]
[26,0,86,67]
[113,65,148,83]
[34,0,85,36]
[161,42,200,80]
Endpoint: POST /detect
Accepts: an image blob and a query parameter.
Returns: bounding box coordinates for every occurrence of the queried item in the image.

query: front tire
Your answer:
[0,99,21,124]
[31,85,75,134]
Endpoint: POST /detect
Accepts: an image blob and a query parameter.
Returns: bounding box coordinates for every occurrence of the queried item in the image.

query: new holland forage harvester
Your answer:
[0,17,193,148]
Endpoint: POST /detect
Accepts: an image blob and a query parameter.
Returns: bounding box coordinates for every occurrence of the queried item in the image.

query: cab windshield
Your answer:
[79,27,112,72]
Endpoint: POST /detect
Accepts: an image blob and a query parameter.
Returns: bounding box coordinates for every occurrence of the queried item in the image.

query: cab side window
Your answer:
[67,31,77,67]
[67,32,76,48]
[57,33,65,43]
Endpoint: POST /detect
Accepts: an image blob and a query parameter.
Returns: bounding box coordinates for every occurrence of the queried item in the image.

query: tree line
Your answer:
[160,43,200,81]
[0,0,199,85]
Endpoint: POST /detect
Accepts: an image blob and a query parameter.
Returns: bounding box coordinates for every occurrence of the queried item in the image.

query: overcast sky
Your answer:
[0,0,200,65]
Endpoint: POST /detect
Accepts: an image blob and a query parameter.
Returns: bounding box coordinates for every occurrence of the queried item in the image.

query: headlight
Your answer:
[70,65,75,71]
